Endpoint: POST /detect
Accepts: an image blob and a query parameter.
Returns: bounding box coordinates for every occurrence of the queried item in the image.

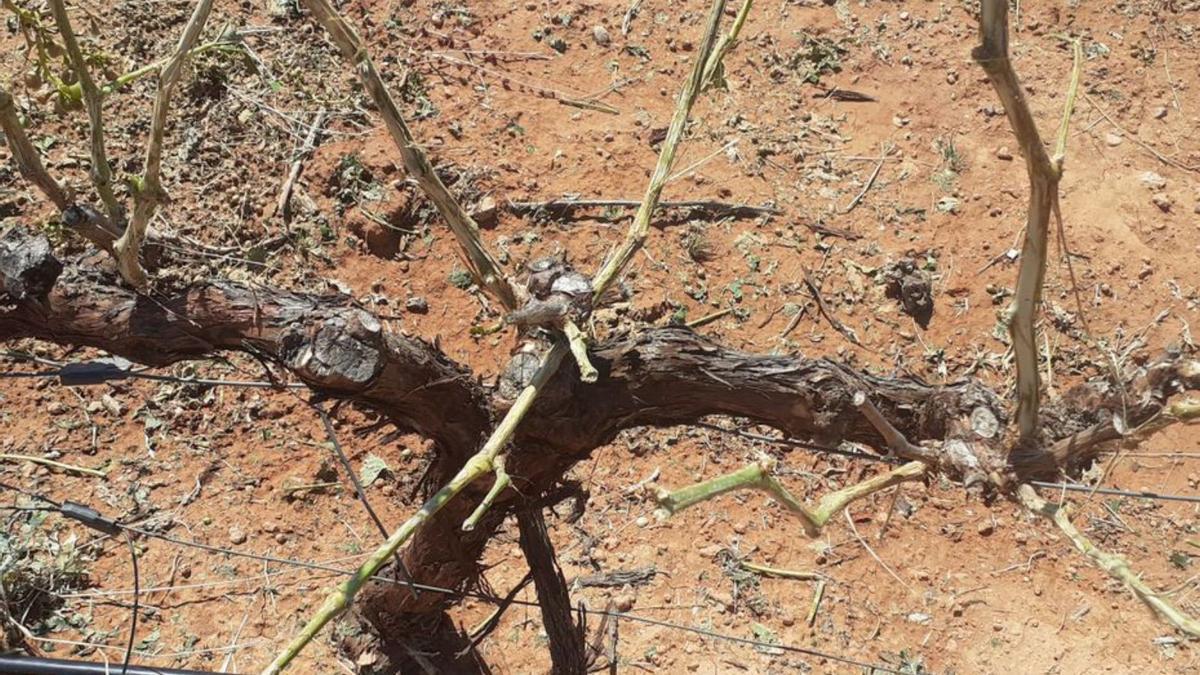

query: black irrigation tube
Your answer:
[0,654,219,675]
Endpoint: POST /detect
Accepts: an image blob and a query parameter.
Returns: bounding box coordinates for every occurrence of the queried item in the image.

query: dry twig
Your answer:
[0,86,71,210]
[115,0,215,288]
[275,109,329,223]
[300,0,517,310]
[262,2,734,670]
[1017,484,1200,636]
[972,0,1077,442]
[47,0,121,225]
[838,142,892,214]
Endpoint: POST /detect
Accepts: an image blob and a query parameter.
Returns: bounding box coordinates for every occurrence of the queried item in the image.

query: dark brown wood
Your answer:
[0,228,62,300]
[0,228,491,456]
[508,198,781,220]
[517,508,587,675]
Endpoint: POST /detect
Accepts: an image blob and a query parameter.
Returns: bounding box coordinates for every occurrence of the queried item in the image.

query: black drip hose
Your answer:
[0,654,223,675]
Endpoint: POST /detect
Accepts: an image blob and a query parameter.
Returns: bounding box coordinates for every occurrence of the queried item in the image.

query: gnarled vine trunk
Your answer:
[2,227,1192,662]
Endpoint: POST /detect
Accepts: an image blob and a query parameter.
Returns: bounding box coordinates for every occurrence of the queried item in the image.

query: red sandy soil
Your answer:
[3,0,1200,673]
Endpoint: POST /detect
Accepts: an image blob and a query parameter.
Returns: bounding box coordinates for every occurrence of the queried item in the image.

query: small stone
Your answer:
[101,394,121,417]
[977,521,995,536]
[1152,192,1173,212]
[995,146,1013,160]
[229,527,247,545]
[471,196,499,228]
[1139,171,1167,189]
[592,25,611,46]
[899,11,909,21]
[1153,106,1168,120]
[1104,132,1123,147]
[615,594,635,612]
[946,71,958,85]
[275,532,288,544]
[47,402,68,415]
[780,612,796,627]
[405,296,429,314]
[907,612,932,625]
[635,515,649,528]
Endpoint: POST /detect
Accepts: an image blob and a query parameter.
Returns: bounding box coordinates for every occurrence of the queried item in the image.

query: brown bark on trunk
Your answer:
[517,509,587,675]
[5,226,1193,660]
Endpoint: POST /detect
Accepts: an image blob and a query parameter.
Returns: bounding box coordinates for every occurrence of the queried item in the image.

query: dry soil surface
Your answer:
[3,1,1200,674]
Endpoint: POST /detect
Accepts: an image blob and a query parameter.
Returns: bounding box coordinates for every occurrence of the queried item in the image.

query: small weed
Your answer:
[749,623,783,655]
[624,45,651,60]
[733,231,764,272]
[136,627,162,654]
[398,71,437,120]
[726,279,744,302]
[332,154,382,208]
[1084,39,1110,60]
[333,617,364,642]
[715,548,769,616]
[895,649,931,674]
[932,136,965,191]
[937,137,966,173]
[432,2,475,28]
[448,267,474,290]
[683,226,715,263]
[790,32,848,84]
[1,509,93,647]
